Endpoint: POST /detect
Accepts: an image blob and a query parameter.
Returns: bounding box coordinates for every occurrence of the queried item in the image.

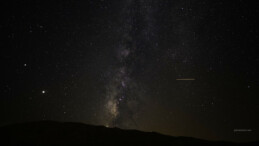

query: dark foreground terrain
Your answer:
[0,121,257,146]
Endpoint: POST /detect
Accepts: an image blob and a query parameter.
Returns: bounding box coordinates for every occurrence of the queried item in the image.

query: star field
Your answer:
[1,0,259,142]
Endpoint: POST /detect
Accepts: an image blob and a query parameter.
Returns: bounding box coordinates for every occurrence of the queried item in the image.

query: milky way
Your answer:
[103,0,155,128]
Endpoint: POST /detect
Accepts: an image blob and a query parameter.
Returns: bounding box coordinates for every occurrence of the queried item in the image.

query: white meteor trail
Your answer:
[176,78,195,81]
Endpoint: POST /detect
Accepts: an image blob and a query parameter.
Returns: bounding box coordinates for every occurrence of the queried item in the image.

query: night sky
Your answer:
[1,0,259,142]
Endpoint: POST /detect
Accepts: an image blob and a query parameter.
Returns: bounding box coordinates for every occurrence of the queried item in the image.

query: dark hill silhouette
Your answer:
[0,121,257,146]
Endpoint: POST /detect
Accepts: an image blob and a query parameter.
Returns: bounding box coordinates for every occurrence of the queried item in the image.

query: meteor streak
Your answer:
[176,78,195,81]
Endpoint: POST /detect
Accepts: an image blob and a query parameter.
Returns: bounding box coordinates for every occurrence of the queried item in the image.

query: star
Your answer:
[42,90,46,94]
